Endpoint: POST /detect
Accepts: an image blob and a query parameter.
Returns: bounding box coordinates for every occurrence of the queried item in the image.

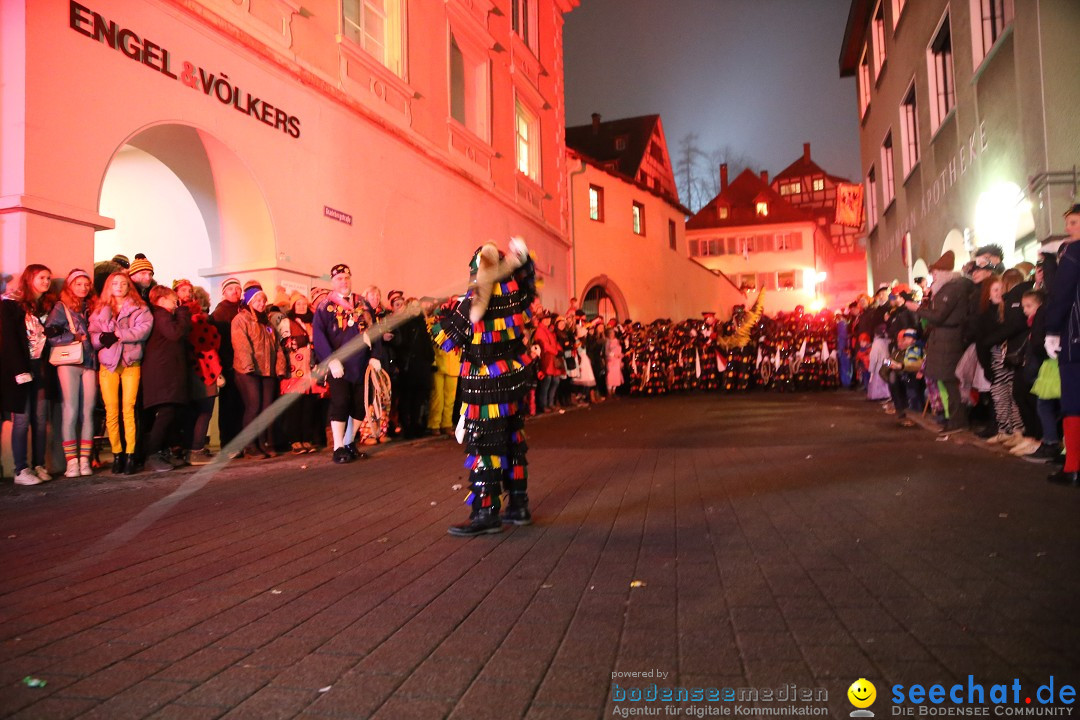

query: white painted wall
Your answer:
[95,146,213,294]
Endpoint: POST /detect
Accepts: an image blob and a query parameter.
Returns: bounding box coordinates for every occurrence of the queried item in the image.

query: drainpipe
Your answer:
[569,157,588,305]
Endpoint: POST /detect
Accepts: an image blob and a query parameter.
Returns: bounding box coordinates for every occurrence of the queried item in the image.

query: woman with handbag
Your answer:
[90,271,154,475]
[46,268,99,477]
[1,264,58,485]
[280,292,324,453]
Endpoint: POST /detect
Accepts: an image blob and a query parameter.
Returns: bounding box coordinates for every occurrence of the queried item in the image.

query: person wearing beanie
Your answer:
[312,263,382,464]
[211,277,244,447]
[429,237,536,536]
[231,282,285,459]
[172,279,194,307]
[46,268,100,477]
[141,286,192,473]
[906,249,973,433]
[111,254,130,269]
[128,253,156,303]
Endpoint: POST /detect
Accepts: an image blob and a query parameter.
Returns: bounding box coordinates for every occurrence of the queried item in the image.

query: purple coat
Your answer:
[89,300,153,372]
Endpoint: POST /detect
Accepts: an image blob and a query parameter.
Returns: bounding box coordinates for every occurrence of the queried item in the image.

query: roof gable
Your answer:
[687,169,814,229]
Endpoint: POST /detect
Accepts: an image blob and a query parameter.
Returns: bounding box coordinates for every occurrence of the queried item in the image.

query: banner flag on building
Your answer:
[834,183,865,228]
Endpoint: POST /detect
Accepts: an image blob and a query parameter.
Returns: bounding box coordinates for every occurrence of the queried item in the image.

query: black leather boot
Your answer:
[448,506,503,536]
[1047,470,1080,487]
[112,452,127,475]
[502,491,532,526]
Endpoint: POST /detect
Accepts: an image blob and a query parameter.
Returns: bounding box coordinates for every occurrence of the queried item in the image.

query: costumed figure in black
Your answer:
[431,238,536,536]
[312,263,381,464]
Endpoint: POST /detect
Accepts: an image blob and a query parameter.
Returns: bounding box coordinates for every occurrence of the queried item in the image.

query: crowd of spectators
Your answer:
[3,203,1079,487]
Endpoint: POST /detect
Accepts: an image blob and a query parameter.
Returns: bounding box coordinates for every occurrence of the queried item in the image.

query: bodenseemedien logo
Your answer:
[849,678,877,717]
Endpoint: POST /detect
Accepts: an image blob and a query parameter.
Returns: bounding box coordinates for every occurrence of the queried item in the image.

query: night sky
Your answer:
[563,0,862,192]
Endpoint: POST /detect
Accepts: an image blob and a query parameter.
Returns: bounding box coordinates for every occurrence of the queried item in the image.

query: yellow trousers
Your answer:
[99,364,141,454]
[428,372,458,431]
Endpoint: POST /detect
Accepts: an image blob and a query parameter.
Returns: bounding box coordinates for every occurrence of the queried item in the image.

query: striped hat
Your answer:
[128,253,154,275]
[172,278,193,292]
[220,277,242,293]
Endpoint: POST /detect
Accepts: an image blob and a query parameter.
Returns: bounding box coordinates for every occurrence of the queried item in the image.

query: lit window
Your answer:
[615,136,628,151]
[777,271,797,290]
[780,184,790,196]
[790,181,802,194]
[871,2,887,79]
[777,232,802,251]
[343,0,406,78]
[755,201,769,217]
[891,0,906,28]
[511,0,537,51]
[668,219,677,250]
[740,274,757,291]
[900,81,920,176]
[866,166,878,226]
[632,202,645,235]
[972,0,1013,65]
[880,131,895,206]
[812,178,825,191]
[515,99,539,182]
[927,12,955,132]
[858,46,872,118]
[588,185,604,222]
[449,31,490,140]
[717,206,729,220]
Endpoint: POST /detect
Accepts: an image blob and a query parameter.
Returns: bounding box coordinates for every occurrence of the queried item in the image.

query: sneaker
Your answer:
[79,457,92,476]
[188,450,214,466]
[14,468,41,486]
[332,447,353,464]
[65,458,81,478]
[33,465,50,482]
[144,454,174,473]
[1009,438,1041,456]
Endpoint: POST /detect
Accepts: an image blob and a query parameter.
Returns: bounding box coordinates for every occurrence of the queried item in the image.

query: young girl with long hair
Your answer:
[89,271,153,474]
[46,269,99,477]
[1,264,58,485]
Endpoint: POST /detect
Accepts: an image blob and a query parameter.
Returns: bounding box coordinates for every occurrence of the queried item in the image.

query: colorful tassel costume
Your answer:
[430,241,536,535]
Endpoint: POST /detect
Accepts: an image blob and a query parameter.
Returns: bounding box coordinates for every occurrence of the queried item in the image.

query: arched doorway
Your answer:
[95,124,275,302]
[580,275,628,322]
[941,229,967,271]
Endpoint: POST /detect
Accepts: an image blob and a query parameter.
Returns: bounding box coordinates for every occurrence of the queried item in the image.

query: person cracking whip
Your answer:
[431,237,536,536]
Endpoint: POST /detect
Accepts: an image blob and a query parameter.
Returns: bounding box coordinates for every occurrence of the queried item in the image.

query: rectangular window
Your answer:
[779,184,790,196]
[588,185,604,221]
[858,46,872,118]
[343,0,405,78]
[777,271,797,290]
[755,201,769,217]
[668,219,677,250]
[871,2,887,79]
[727,238,739,255]
[880,131,895,206]
[891,0,906,28]
[812,178,825,192]
[511,0,537,51]
[739,274,757,291]
[689,239,699,256]
[927,12,955,133]
[866,166,878,226]
[972,0,1013,64]
[789,181,802,194]
[717,206,729,220]
[776,232,802,251]
[757,234,773,252]
[515,99,539,182]
[900,81,920,177]
[449,31,490,140]
[632,202,645,236]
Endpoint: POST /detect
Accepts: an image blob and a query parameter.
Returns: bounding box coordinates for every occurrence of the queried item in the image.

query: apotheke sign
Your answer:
[69,1,302,139]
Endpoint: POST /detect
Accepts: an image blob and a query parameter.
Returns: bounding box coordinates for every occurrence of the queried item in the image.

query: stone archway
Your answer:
[96,123,275,301]
[580,275,629,322]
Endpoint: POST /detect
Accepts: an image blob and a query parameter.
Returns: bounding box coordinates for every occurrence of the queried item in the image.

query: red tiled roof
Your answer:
[772,155,849,187]
[686,168,815,230]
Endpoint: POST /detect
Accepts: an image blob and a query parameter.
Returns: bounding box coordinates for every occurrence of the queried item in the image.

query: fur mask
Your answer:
[469,242,526,324]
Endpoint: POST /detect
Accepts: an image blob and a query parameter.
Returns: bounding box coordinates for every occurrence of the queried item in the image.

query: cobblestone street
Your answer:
[1,392,1077,719]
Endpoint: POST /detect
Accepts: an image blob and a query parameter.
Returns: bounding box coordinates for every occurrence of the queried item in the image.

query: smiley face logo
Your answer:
[848,678,876,709]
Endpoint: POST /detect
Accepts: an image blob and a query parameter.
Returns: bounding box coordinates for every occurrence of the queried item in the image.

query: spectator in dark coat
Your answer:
[141,286,192,472]
[211,277,244,446]
[908,251,973,433]
[1044,203,1080,485]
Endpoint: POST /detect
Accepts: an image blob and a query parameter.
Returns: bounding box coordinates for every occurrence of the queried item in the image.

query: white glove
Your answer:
[1045,335,1061,359]
[328,358,345,379]
[362,332,372,349]
[369,358,382,373]
[509,236,529,262]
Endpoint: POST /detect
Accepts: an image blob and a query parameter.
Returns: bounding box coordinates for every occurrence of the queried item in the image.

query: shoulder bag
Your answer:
[48,304,85,366]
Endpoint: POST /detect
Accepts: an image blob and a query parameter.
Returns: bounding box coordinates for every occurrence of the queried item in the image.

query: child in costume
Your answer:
[431,238,535,536]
